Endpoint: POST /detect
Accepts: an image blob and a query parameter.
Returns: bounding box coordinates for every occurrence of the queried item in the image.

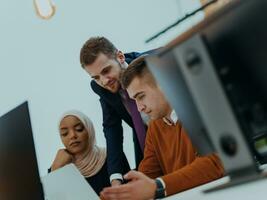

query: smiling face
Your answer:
[127,76,172,120]
[84,52,126,93]
[59,115,89,155]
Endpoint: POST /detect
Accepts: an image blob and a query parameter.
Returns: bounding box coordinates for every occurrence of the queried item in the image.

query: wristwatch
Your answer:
[154,179,166,199]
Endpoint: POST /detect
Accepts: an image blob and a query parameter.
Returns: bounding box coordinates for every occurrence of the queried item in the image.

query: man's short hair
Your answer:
[120,55,156,89]
[80,36,118,68]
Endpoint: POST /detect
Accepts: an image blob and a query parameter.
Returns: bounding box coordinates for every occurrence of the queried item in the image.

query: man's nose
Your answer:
[137,102,145,113]
[100,76,110,87]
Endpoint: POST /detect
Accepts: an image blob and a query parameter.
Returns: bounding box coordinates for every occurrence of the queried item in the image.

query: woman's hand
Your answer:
[51,149,73,171]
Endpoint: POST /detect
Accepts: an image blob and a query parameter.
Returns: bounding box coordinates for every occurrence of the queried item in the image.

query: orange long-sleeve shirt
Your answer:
[138,119,224,196]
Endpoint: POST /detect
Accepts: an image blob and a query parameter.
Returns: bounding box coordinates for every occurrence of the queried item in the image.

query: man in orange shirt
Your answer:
[101,55,224,200]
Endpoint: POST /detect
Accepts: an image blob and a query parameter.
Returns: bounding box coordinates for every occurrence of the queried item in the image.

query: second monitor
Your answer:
[146,0,267,186]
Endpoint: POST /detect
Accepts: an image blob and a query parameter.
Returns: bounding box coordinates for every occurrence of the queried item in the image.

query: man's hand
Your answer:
[51,149,73,171]
[101,170,157,200]
[111,179,122,187]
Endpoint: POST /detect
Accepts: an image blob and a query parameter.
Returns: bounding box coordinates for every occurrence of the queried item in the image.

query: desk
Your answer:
[165,176,267,200]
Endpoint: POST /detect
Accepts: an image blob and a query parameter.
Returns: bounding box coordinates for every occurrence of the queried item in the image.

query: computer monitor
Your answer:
[146,0,267,184]
[0,102,44,200]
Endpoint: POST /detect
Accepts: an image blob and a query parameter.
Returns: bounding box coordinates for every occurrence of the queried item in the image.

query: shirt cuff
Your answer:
[110,173,123,183]
[156,177,167,196]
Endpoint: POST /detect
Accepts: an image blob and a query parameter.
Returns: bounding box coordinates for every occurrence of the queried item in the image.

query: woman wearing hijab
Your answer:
[51,110,110,195]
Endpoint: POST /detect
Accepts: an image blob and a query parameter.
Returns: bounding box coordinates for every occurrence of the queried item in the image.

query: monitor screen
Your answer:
[202,0,267,162]
[0,102,44,200]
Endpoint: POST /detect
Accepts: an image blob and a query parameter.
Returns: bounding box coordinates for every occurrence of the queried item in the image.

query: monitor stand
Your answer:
[204,165,267,193]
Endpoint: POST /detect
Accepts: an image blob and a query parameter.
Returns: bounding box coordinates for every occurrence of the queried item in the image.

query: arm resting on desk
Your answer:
[161,153,224,196]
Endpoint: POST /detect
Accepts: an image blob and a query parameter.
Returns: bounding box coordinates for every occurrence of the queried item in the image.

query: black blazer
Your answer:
[85,161,110,195]
[90,52,146,177]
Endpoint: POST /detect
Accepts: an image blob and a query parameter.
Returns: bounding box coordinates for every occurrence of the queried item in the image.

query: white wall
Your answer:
[0,0,203,176]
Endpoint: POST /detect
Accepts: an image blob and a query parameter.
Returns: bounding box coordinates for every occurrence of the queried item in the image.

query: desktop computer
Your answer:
[146,0,267,188]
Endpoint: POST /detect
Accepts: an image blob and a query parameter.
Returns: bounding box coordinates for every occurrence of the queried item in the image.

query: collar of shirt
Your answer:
[163,110,178,126]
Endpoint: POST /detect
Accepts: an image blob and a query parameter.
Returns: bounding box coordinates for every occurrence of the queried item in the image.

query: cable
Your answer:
[145,0,218,43]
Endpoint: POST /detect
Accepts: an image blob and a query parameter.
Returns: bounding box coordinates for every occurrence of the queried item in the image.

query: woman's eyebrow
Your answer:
[74,122,83,128]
